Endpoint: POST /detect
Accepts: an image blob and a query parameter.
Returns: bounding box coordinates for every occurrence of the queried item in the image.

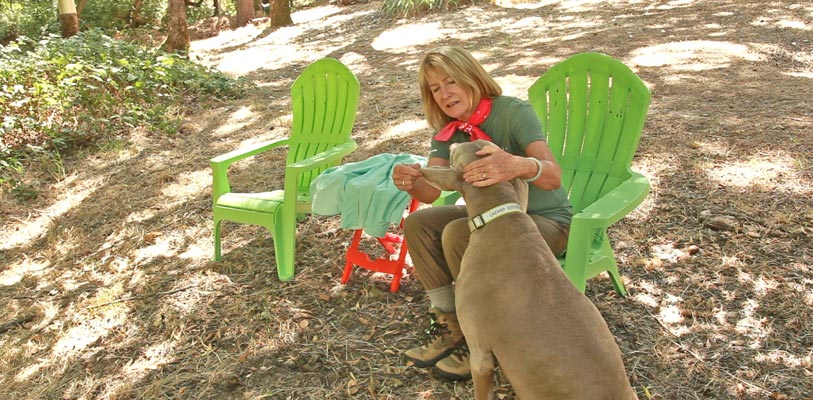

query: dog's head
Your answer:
[420,140,528,211]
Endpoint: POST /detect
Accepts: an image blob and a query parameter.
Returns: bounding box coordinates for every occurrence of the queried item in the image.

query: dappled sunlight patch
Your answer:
[125,207,158,224]
[98,339,178,398]
[190,23,267,53]
[134,230,180,265]
[629,40,762,71]
[751,276,780,297]
[339,51,371,76]
[361,119,427,150]
[705,153,800,192]
[372,22,444,52]
[162,272,235,316]
[785,71,813,78]
[291,5,344,24]
[658,293,686,324]
[554,0,628,13]
[756,350,812,369]
[494,0,554,9]
[212,105,261,137]
[502,16,547,33]
[193,6,374,75]
[2,176,105,250]
[633,290,659,308]
[15,294,129,382]
[0,256,48,286]
[212,43,301,76]
[177,225,214,264]
[160,168,211,206]
[651,243,688,264]
[735,298,769,348]
[752,4,812,31]
[496,74,537,98]
[513,55,560,72]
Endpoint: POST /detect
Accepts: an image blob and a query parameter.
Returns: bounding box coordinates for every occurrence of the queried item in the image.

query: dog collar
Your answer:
[468,202,523,231]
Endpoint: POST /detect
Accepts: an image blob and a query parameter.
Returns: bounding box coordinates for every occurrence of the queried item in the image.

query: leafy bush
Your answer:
[382,0,464,17]
[0,0,55,44]
[0,29,250,198]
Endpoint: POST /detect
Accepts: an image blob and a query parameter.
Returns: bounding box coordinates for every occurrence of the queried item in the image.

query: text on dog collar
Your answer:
[468,202,523,231]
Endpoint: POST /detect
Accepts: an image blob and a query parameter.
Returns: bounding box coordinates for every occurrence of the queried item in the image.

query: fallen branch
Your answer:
[86,284,198,310]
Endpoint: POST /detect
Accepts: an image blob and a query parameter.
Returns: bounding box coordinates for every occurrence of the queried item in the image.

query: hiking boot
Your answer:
[405,308,465,368]
[433,342,471,381]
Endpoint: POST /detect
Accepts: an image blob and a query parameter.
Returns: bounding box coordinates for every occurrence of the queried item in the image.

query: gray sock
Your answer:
[427,285,455,313]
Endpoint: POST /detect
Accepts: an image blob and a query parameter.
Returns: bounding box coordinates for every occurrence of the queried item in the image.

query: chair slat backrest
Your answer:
[528,53,651,212]
[289,58,360,192]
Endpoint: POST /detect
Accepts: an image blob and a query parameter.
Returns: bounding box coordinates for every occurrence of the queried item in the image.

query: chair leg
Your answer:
[272,216,296,281]
[605,260,627,297]
[342,230,364,284]
[214,218,223,261]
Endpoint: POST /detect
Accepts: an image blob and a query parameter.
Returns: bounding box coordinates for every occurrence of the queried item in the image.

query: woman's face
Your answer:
[426,68,475,121]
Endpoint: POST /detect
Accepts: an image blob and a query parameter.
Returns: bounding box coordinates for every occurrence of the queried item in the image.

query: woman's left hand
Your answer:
[462,145,518,187]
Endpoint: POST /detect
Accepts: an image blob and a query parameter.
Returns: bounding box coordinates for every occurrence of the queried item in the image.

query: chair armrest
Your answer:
[210,138,290,201]
[286,141,358,173]
[432,190,462,206]
[209,138,290,167]
[571,171,650,229]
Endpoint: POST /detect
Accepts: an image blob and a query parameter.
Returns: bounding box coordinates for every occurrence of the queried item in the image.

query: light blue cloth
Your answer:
[310,153,427,237]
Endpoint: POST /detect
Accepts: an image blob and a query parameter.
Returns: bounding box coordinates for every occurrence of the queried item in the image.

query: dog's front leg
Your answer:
[469,347,496,400]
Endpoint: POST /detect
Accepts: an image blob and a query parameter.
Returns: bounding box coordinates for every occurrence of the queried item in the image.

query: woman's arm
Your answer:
[392,157,450,204]
[462,140,562,190]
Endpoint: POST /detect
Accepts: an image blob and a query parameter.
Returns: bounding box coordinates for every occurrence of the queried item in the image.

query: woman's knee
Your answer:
[404,207,437,240]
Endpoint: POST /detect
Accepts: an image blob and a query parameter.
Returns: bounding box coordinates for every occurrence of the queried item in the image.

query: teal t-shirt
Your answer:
[429,96,573,225]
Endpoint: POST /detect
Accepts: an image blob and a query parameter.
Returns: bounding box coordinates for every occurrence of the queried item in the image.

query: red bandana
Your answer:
[433,98,493,142]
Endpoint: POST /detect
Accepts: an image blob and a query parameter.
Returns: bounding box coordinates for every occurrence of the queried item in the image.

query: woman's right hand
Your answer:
[393,163,422,191]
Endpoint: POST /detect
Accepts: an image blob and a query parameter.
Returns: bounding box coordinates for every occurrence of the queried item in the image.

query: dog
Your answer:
[420,140,638,400]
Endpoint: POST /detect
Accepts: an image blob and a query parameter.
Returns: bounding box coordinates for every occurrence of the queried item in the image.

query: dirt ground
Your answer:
[2,0,812,399]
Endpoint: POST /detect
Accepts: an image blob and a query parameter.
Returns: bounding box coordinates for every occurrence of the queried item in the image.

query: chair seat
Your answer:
[216,191,286,213]
[217,191,314,214]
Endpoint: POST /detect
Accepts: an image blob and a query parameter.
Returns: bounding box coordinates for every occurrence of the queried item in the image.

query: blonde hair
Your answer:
[418,46,502,131]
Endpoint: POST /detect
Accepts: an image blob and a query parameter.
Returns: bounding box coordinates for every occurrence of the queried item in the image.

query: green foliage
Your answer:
[0,0,206,42]
[0,29,250,199]
[0,0,55,44]
[382,0,463,17]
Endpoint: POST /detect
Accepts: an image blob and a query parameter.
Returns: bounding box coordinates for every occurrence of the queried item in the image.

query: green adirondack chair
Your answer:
[210,58,360,281]
[528,52,651,295]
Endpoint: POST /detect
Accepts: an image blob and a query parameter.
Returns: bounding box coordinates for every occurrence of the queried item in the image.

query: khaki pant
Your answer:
[404,205,570,290]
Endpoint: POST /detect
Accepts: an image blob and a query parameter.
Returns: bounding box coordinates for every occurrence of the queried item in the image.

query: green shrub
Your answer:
[0,29,250,198]
[382,0,464,17]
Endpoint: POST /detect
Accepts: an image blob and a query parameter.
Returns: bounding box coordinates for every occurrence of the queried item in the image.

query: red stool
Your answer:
[341,198,419,292]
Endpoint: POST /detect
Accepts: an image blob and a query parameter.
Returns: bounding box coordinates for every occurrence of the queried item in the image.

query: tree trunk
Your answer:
[58,0,79,38]
[161,0,189,53]
[212,0,221,16]
[130,0,146,27]
[77,0,88,15]
[270,0,292,27]
[235,0,254,27]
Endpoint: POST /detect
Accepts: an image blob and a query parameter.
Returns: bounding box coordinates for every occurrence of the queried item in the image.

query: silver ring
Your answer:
[402,180,406,186]
[482,173,486,179]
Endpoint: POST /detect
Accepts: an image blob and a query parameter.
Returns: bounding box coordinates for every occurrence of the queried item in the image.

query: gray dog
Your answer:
[420,140,638,400]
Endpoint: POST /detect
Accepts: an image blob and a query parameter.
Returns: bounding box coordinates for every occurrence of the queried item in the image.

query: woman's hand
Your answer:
[392,163,422,191]
[462,145,521,187]
[462,141,562,190]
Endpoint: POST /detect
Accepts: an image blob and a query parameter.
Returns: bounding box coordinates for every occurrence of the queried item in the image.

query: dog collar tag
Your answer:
[469,202,523,231]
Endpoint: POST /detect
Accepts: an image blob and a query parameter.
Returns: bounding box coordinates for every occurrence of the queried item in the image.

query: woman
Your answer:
[392,46,573,381]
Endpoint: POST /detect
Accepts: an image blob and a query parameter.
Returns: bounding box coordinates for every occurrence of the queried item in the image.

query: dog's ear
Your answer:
[509,178,529,212]
[420,166,463,192]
